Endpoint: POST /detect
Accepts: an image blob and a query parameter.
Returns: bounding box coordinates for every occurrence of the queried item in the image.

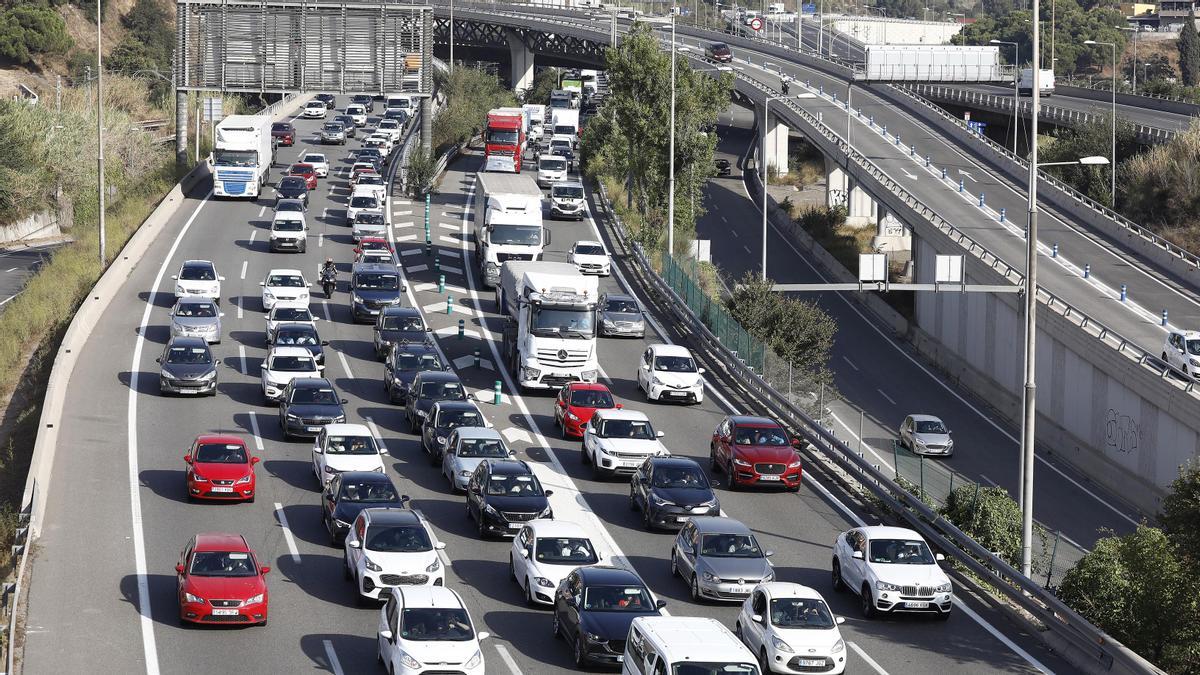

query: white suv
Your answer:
[536,153,568,188]
[831,526,952,620]
[582,409,669,479]
[378,587,488,675]
[509,519,601,605]
[1162,330,1200,379]
[637,343,705,404]
[311,423,387,485]
[269,211,308,253]
[303,100,327,118]
[260,346,322,402]
[345,508,446,600]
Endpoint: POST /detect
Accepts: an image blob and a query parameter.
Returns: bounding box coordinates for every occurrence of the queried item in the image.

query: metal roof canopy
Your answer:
[175,0,433,95]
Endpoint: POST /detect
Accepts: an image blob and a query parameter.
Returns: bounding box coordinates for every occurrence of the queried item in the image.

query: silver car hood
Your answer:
[700,555,772,580]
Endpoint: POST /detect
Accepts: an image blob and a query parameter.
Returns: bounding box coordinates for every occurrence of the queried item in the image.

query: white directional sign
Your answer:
[859,253,887,282]
[501,427,533,445]
[935,255,964,284]
[452,354,494,371]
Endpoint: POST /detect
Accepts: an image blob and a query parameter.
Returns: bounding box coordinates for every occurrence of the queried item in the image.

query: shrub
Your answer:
[0,4,72,64]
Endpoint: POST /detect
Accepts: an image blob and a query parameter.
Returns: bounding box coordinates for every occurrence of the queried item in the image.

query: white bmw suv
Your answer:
[831,526,952,620]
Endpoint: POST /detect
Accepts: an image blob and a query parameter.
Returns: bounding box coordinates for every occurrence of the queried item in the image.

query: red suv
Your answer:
[709,415,802,491]
[184,434,258,502]
[176,533,269,625]
[288,163,318,189]
[554,382,620,439]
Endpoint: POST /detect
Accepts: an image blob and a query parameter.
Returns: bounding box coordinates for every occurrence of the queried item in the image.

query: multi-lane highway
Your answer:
[21,98,1075,674]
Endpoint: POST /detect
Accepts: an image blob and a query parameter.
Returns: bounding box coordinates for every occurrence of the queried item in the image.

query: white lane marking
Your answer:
[237,296,245,320]
[240,260,248,280]
[249,229,257,243]
[239,345,247,375]
[493,644,524,675]
[336,350,355,380]
[247,411,266,451]
[828,411,894,472]
[322,640,345,675]
[848,642,889,675]
[5,267,17,272]
[274,502,302,563]
[0,293,20,307]
[954,599,1055,674]
[407,264,429,273]
[257,205,266,217]
[743,244,752,254]
[876,388,896,406]
[319,232,324,248]
[841,356,858,371]
[321,207,328,221]
[320,300,332,321]
[128,191,217,675]
[439,264,464,275]
[400,248,423,257]
[364,416,389,455]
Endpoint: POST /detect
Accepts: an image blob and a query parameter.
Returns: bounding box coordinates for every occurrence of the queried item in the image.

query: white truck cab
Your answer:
[473,172,550,288]
[498,262,599,390]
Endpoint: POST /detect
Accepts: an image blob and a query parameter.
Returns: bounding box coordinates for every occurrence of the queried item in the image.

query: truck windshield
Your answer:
[489,225,542,246]
[487,129,520,145]
[214,150,258,167]
[553,125,574,136]
[531,307,594,338]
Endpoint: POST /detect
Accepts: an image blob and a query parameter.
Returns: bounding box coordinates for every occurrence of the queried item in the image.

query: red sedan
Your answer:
[355,236,394,255]
[176,532,269,626]
[271,122,295,146]
[185,434,258,502]
[288,163,318,189]
[554,382,620,439]
[709,415,803,491]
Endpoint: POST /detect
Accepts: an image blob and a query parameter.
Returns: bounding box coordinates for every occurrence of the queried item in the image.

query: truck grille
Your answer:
[755,463,786,475]
[496,252,534,264]
[536,348,590,367]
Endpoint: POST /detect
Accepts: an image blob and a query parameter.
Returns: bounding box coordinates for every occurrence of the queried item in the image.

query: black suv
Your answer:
[278,377,347,441]
[421,400,485,464]
[553,566,665,667]
[383,343,446,404]
[373,306,429,358]
[276,176,309,206]
[466,459,553,538]
[351,94,374,113]
[350,262,404,324]
[405,371,467,431]
[629,456,720,530]
[315,93,336,109]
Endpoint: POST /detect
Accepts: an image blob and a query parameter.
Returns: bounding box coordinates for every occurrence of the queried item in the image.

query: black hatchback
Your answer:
[383,343,446,404]
[629,457,720,530]
[404,370,467,431]
[466,459,553,538]
[276,176,309,206]
[553,566,665,668]
[321,471,407,545]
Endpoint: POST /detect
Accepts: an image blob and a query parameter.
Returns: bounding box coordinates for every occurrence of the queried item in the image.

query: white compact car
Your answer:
[311,423,387,484]
[345,104,367,127]
[377,118,403,142]
[260,346,323,402]
[735,583,848,674]
[260,268,311,311]
[509,519,601,606]
[269,211,308,253]
[345,508,446,600]
[378,587,488,675]
[172,259,224,301]
[1162,330,1200,379]
[637,343,705,404]
[303,100,328,118]
[347,191,383,226]
[568,240,611,276]
[582,408,669,479]
[264,305,318,340]
[301,152,329,177]
[366,132,395,154]
[354,175,388,202]
[352,211,387,241]
[831,526,953,620]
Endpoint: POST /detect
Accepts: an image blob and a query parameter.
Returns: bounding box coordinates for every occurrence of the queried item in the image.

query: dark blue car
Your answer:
[553,566,665,667]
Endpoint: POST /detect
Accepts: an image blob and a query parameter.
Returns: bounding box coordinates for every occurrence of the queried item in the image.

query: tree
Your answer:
[0,4,72,64]
[726,272,837,381]
[431,66,516,151]
[1182,11,1200,86]
[1160,462,1200,570]
[1057,526,1199,671]
[939,485,1045,570]
[404,150,437,198]
[522,67,561,105]
[1040,117,1138,207]
[1121,124,1200,238]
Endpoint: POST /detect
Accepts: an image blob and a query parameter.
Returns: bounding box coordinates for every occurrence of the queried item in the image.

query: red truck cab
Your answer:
[485,107,525,172]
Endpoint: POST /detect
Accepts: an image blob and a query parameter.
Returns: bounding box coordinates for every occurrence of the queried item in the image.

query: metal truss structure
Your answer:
[431,14,605,62]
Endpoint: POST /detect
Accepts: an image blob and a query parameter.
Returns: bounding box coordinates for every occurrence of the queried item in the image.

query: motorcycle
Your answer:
[320,271,336,298]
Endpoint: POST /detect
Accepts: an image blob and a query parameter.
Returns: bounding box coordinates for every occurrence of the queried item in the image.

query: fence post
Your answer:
[969,482,981,530]
[857,410,864,456]
[919,455,925,496]
[892,440,899,479]
[1045,531,1061,588]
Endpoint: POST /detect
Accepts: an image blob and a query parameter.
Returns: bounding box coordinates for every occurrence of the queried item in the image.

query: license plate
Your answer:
[508,523,522,530]
[179,388,203,394]
[797,659,824,667]
[616,656,624,663]
[667,391,686,397]
[307,426,322,432]
[905,601,930,609]
[211,487,234,493]
[212,608,239,616]
[759,475,781,481]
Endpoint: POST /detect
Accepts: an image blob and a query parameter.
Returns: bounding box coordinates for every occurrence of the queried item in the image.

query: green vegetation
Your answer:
[1039,117,1137,208]
[0,2,72,65]
[432,66,516,153]
[521,66,562,106]
[1180,11,1200,86]
[404,150,437,199]
[958,0,1127,76]
[726,272,836,386]
[1120,124,1200,250]
[939,484,1048,572]
[106,0,175,103]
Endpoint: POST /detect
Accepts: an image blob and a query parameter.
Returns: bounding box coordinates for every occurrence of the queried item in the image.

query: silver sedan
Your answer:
[170,298,223,344]
[441,427,513,492]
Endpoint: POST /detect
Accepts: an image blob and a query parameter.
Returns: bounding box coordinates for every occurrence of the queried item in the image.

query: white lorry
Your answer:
[473,172,551,288]
[550,108,580,144]
[1018,68,1056,96]
[212,115,274,198]
[497,261,600,390]
[523,104,547,144]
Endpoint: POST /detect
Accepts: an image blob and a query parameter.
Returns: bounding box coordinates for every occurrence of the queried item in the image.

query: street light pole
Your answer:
[449,0,455,71]
[96,0,106,266]
[668,9,677,257]
[1085,39,1117,206]
[991,40,1020,155]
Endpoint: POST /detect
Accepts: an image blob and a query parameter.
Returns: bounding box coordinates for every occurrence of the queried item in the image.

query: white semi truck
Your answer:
[473,172,550,288]
[212,115,274,198]
[497,261,600,390]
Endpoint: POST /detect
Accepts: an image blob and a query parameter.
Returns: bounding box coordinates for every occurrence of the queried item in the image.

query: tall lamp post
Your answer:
[97,0,106,265]
[990,39,1020,155]
[449,0,455,71]
[667,7,678,257]
[760,91,794,280]
[1084,39,1117,206]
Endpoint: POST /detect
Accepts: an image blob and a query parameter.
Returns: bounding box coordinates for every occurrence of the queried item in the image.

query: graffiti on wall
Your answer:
[1104,409,1140,454]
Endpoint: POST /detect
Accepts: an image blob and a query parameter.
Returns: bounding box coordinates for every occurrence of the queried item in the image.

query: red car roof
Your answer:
[194,434,247,446]
[290,163,315,171]
[193,532,252,552]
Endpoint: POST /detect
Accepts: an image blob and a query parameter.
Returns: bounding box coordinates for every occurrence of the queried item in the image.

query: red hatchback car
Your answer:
[176,532,269,626]
[185,434,258,502]
[709,415,802,490]
[288,163,318,189]
[271,122,295,146]
[554,382,621,439]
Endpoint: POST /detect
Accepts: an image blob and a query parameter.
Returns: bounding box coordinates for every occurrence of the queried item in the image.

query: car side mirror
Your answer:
[155,357,161,363]
[340,398,349,404]
[175,564,185,574]
[435,542,447,550]
[260,566,271,575]
[260,364,267,370]
[170,275,178,280]
[184,455,192,463]
[259,282,265,286]
[218,276,226,281]
[851,551,864,560]
[251,457,261,464]
[697,367,706,375]
[765,550,775,557]
[835,616,846,625]
[751,613,763,624]
[348,540,361,549]
[710,479,721,487]
[544,490,554,497]
[478,632,491,641]
[321,341,330,346]
[935,553,945,561]
[791,438,802,448]
[655,599,667,609]
[379,629,394,642]
[656,431,665,438]
[519,548,529,558]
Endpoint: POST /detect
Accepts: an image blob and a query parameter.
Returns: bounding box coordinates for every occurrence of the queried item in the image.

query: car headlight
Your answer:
[174,285,185,295]
[770,635,793,653]
[397,650,422,670]
[537,505,553,518]
[436,436,447,445]
[651,376,663,386]
[459,470,473,478]
[352,294,364,305]
[299,292,309,300]
[584,631,606,643]
[566,411,579,421]
[733,458,751,468]
[426,557,441,573]
[1191,358,1200,367]
[483,504,500,517]
[763,571,775,583]
[522,366,542,379]
[172,321,185,332]
[235,474,253,485]
[534,576,555,589]
[651,494,672,506]
[702,571,719,583]
[334,519,350,528]
[245,593,264,605]
[264,291,275,299]
[364,557,382,572]
[831,638,845,654]
[601,319,614,327]
[788,460,802,469]
[286,413,301,421]
[184,592,204,604]
[416,409,428,418]
[934,582,953,593]
[374,466,385,473]
[334,415,346,423]
[464,649,482,670]
[196,370,217,381]
[876,580,902,592]
[324,466,337,473]
[191,472,207,483]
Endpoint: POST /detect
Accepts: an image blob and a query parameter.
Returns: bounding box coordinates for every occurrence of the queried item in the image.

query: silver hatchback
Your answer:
[898,414,953,457]
[170,298,223,344]
[671,516,774,602]
[441,427,513,492]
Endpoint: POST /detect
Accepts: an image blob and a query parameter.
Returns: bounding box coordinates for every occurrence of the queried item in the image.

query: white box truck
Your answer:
[497,261,600,390]
[212,115,274,198]
[523,104,547,144]
[550,108,580,144]
[473,172,550,288]
[1018,68,1056,96]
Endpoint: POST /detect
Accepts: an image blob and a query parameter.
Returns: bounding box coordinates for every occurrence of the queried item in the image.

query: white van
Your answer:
[385,94,414,113]
[622,616,759,675]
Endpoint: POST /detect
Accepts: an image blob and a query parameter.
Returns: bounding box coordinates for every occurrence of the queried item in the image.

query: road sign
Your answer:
[967,120,987,134]
[858,254,887,282]
[750,17,764,31]
[202,97,223,123]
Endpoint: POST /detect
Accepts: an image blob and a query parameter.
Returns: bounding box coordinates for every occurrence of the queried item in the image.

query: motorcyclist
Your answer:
[781,78,790,96]
[320,258,337,282]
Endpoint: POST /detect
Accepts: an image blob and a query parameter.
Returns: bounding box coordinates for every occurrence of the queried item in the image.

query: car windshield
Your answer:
[359,176,385,185]
[540,158,567,172]
[165,346,211,364]
[420,381,466,401]
[270,355,316,372]
[335,116,354,126]
[380,120,398,129]
[272,123,292,132]
[915,420,947,434]
[340,480,399,502]
[366,524,431,552]
[598,418,655,440]
[569,389,614,408]
[325,435,377,455]
[1187,339,1200,356]
[400,608,473,642]
[354,273,398,290]
[347,106,364,114]
[700,534,763,558]
[582,585,655,611]
[395,352,442,371]
[278,177,306,190]
[457,439,508,458]
[489,224,542,246]
[350,196,379,209]
[356,213,386,225]
[303,154,325,164]
[486,473,544,496]
[194,443,248,463]
[322,124,342,132]
[275,328,318,345]
[734,426,789,446]
[214,149,257,167]
[653,466,708,489]
[180,265,215,281]
[711,43,728,51]
[290,387,338,405]
[272,307,312,322]
[361,240,389,251]
[175,302,217,318]
[574,244,605,256]
[436,409,481,429]
[534,537,598,565]
[869,538,937,565]
[655,356,696,372]
[770,598,835,629]
[273,219,304,232]
[276,200,304,213]
[189,551,257,577]
[605,299,639,314]
[673,664,756,675]
[382,315,423,331]
[267,274,305,287]
[553,185,584,200]
[290,165,313,175]
[552,127,574,137]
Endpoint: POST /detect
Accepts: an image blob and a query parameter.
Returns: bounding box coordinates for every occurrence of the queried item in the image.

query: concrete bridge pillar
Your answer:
[506,30,535,95]
[846,180,877,226]
[825,157,848,210]
[872,206,912,264]
[763,113,789,177]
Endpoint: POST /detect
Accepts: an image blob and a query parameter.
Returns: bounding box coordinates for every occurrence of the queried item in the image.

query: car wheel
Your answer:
[509,555,517,581]
[670,550,680,578]
[861,584,877,618]
[733,621,742,640]
[573,633,588,668]
[551,611,562,640]
[524,579,535,607]
[832,559,846,592]
[465,500,473,520]
[247,493,255,503]
[477,509,487,538]
[343,555,352,581]
[709,445,720,472]
[642,504,653,531]
[629,486,638,511]
[690,575,702,602]
[758,647,770,673]
[727,461,739,490]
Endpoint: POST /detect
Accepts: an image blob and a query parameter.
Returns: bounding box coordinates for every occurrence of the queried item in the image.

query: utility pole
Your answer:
[667,8,677,257]
[449,0,455,71]
[97,0,106,266]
